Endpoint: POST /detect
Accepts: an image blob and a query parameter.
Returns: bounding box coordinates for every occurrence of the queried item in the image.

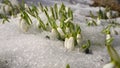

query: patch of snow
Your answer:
[0,0,120,68]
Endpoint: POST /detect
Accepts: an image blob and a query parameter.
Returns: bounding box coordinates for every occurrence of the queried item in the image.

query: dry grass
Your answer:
[91,0,120,12]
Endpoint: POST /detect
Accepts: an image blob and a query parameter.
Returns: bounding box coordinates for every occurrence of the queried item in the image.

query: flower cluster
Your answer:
[18,2,82,50]
[86,7,119,26]
[102,25,120,68]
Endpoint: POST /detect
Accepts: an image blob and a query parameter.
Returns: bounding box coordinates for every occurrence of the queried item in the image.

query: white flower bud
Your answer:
[57,27,64,38]
[96,18,101,25]
[65,27,70,34]
[50,28,58,40]
[25,4,29,9]
[77,34,82,45]
[3,5,12,14]
[103,62,115,68]
[66,37,74,50]
[106,11,112,19]
[65,7,69,12]
[106,34,111,40]
[19,19,30,32]
[64,37,69,48]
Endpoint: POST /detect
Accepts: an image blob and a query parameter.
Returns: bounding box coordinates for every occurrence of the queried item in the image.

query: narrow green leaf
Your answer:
[37,16,46,30]
[54,3,58,19]
[44,9,52,26]
[38,2,44,12]
[107,45,120,65]
[68,8,73,20]
[50,7,55,20]
[66,64,70,68]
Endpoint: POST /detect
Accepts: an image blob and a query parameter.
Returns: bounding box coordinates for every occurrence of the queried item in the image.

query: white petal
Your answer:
[106,12,111,19]
[19,19,30,32]
[3,5,12,14]
[103,62,115,68]
[57,27,64,38]
[66,37,74,50]
[50,29,58,40]
[96,18,101,25]
[77,34,82,45]
[25,4,29,9]
[65,27,70,34]
[65,7,69,12]
[64,38,69,48]
[106,34,111,40]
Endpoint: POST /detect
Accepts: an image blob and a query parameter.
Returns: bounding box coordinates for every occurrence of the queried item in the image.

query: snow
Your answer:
[0,0,120,68]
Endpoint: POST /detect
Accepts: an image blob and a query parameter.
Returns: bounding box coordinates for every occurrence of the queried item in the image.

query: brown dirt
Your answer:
[91,0,120,12]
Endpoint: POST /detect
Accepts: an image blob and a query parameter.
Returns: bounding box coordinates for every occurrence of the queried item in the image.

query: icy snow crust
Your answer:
[0,0,120,68]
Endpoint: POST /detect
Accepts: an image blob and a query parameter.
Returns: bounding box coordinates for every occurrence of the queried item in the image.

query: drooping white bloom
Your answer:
[24,3,29,10]
[65,27,70,34]
[19,19,30,32]
[106,34,111,40]
[96,18,101,25]
[64,37,69,48]
[65,7,69,12]
[3,5,12,14]
[77,34,82,45]
[103,62,115,68]
[57,27,64,38]
[106,11,112,19]
[9,0,19,6]
[50,28,58,40]
[66,37,74,50]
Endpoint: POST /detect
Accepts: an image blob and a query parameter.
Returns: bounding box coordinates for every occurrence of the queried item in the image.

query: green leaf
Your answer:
[66,64,70,68]
[82,40,91,50]
[106,38,113,45]
[36,16,46,30]
[68,8,73,20]
[54,3,58,19]
[38,2,44,12]
[50,7,55,20]
[44,9,52,26]
[102,24,112,34]
[76,24,81,34]
[107,45,120,67]
[89,11,95,19]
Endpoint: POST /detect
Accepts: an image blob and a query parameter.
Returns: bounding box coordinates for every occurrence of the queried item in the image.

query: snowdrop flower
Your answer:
[65,27,70,34]
[66,36,75,50]
[50,28,58,40]
[96,18,102,25]
[64,37,69,48]
[106,34,111,40]
[19,19,30,32]
[106,11,112,19]
[65,7,69,12]
[3,5,12,14]
[103,62,115,68]
[77,33,82,45]
[57,27,65,39]
[24,3,29,10]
